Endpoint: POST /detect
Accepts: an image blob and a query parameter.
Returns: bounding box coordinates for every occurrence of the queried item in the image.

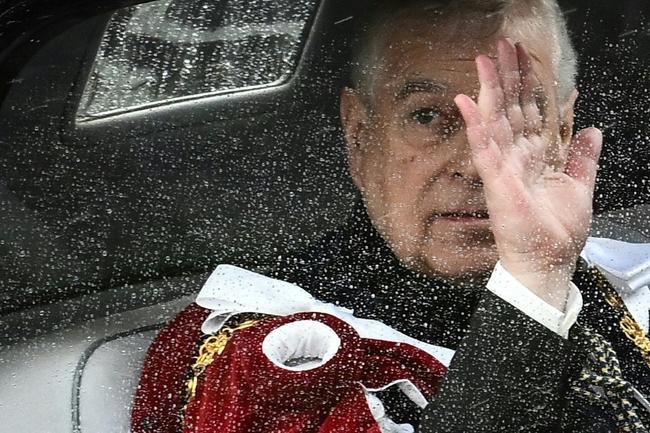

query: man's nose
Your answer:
[447,137,483,187]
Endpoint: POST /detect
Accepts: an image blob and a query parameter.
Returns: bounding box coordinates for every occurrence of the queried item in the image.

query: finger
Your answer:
[514,135,546,178]
[565,127,603,189]
[476,54,506,121]
[476,54,513,147]
[455,94,502,177]
[543,132,564,171]
[454,93,483,130]
[516,43,543,135]
[498,38,525,137]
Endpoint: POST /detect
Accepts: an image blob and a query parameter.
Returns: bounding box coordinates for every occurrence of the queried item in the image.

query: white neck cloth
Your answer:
[195,264,455,367]
[582,237,650,332]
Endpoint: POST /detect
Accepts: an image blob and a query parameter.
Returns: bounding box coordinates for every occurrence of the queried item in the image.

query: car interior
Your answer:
[0,0,648,431]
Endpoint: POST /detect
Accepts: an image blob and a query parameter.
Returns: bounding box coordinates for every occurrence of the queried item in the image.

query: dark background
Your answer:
[0,0,648,313]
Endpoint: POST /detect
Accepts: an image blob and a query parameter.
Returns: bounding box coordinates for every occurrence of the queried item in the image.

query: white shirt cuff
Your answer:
[486,261,583,339]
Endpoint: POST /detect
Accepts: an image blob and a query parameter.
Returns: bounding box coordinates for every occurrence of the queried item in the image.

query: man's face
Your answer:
[342,12,570,280]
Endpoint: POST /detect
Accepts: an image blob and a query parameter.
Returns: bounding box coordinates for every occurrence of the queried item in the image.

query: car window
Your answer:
[0,0,648,316]
[78,0,317,119]
[1,2,650,433]
[0,0,335,314]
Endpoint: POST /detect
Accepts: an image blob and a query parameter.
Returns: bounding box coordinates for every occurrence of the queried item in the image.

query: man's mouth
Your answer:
[428,211,490,223]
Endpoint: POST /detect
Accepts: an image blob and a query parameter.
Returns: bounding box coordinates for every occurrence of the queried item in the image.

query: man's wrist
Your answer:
[487,262,583,338]
[500,260,574,311]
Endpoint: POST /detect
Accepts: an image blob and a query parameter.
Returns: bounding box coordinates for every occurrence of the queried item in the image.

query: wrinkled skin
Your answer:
[341,11,602,309]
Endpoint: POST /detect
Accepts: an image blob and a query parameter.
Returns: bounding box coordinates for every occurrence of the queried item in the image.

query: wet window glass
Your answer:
[1,1,650,432]
[77,0,316,119]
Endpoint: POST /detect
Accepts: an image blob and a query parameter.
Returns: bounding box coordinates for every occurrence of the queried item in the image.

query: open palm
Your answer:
[454,39,602,306]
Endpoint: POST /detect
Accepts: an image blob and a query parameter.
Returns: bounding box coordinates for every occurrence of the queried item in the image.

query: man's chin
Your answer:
[418,246,499,285]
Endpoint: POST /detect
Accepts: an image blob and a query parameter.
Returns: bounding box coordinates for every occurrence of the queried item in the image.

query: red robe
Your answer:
[131,306,446,433]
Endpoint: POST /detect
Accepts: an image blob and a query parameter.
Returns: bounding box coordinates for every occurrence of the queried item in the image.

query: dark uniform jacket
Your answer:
[271,201,650,432]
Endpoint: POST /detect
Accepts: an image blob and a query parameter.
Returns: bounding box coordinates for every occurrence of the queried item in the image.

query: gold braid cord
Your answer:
[185,319,259,404]
[571,327,648,433]
[589,267,650,369]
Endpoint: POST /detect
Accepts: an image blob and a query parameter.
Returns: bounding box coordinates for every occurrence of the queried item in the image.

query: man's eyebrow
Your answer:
[395,80,447,100]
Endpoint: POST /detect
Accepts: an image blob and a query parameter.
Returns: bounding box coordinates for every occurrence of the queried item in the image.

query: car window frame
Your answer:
[61,0,325,144]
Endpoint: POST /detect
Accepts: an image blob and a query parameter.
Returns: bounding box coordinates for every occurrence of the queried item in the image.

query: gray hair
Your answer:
[350,0,578,105]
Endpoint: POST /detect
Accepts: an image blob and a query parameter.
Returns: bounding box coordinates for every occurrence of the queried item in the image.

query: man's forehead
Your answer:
[380,23,495,64]
[374,8,551,68]
[371,20,551,97]
[376,52,481,98]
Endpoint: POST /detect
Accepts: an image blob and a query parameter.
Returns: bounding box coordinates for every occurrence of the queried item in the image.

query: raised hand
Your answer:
[454,38,602,310]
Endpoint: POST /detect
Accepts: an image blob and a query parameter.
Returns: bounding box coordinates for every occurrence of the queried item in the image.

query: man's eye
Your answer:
[411,108,441,125]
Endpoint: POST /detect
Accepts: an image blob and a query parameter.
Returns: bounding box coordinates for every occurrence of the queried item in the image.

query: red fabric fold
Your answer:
[131,303,211,433]
[132,306,446,433]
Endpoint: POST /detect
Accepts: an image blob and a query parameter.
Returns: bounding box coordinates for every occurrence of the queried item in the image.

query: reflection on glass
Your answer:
[77,0,316,119]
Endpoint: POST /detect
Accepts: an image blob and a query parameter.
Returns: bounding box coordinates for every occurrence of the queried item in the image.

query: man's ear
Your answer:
[560,88,578,144]
[340,87,370,191]
[558,88,578,164]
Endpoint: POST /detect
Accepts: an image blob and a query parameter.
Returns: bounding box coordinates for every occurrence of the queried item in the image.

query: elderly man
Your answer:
[132,0,650,432]
[272,0,649,429]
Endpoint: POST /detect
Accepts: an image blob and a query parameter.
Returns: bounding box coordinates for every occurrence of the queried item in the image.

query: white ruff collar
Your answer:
[582,237,650,332]
[195,264,456,367]
[582,237,650,294]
